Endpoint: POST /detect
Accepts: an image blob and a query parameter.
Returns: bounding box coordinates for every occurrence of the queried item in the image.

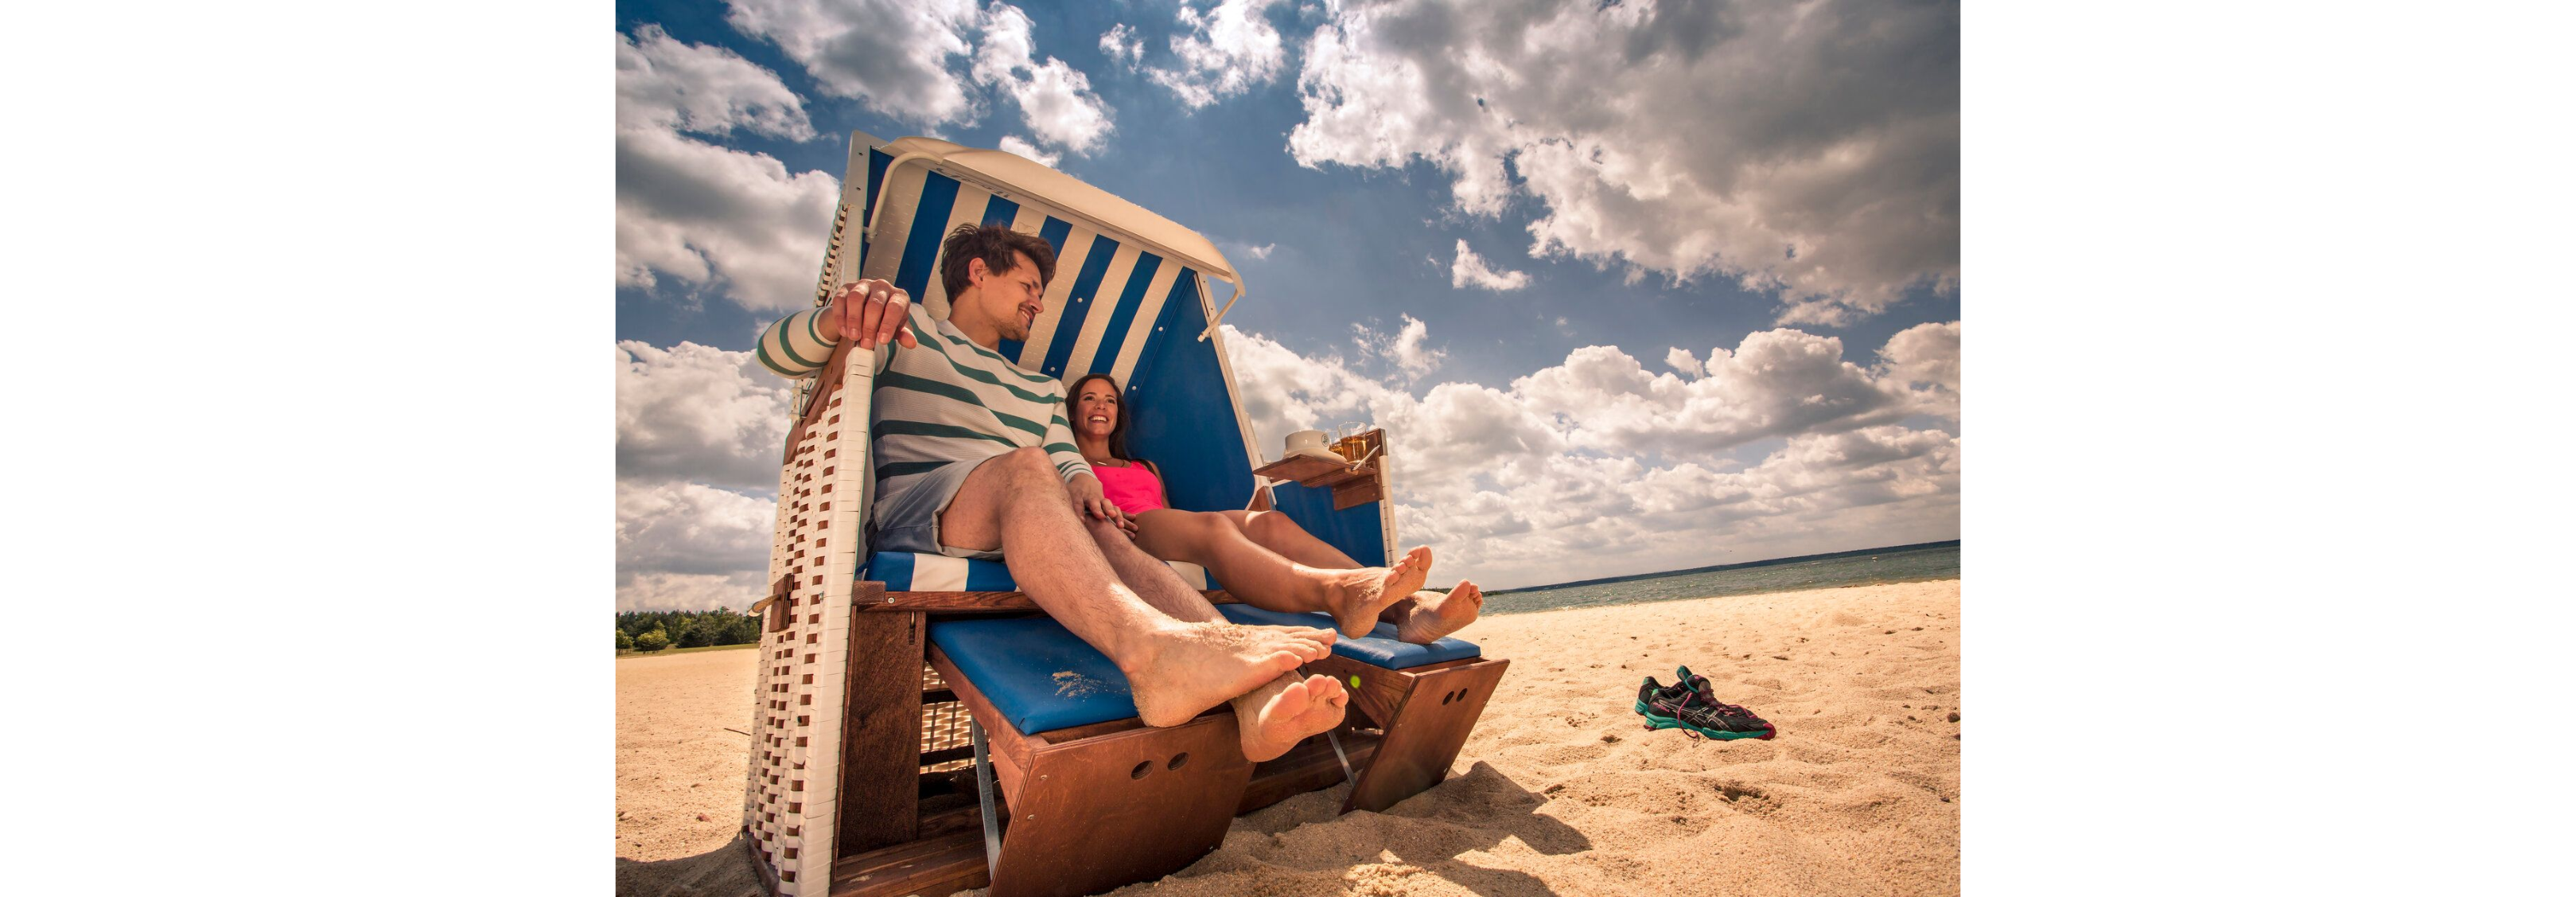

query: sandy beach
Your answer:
[617,579,1960,896]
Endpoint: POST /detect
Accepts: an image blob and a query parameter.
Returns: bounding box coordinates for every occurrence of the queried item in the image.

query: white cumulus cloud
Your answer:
[1665,347,1704,378]
[617,341,796,489]
[1450,240,1531,291]
[726,0,1114,154]
[973,3,1116,154]
[617,26,839,312]
[724,0,981,128]
[998,135,1061,166]
[1217,321,1960,586]
[1146,0,1289,108]
[1351,314,1447,380]
[617,479,780,612]
[1099,22,1145,67]
[1878,320,1961,419]
[1287,0,1959,324]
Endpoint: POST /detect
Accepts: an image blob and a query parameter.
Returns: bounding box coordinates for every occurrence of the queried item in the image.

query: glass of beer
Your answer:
[1334,422,1368,461]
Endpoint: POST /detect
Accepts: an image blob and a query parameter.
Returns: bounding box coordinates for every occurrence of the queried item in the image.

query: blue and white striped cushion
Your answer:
[864,551,1217,591]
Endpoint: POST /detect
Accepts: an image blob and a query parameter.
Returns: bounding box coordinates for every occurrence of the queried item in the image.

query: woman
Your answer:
[1066,372,1482,644]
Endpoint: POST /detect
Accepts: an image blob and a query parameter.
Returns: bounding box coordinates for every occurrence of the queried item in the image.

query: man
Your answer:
[755,223,1348,761]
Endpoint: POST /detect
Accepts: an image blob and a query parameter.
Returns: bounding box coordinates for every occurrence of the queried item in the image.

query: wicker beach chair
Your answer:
[740,135,1510,897]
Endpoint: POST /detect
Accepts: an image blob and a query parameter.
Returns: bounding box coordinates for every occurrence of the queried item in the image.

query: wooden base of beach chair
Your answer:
[924,645,1254,897]
[814,582,1512,896]
[1304,654,1512,813]
[1239,727,1380,813]
[824,802,1000,897]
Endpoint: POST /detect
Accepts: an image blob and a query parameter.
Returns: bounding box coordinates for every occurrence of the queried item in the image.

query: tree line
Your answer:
[617,607,762,653]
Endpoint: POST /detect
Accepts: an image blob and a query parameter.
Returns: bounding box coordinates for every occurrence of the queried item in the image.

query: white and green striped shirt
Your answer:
[757,306,1095,513]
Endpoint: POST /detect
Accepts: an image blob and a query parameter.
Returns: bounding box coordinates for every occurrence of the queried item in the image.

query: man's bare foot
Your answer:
[1318,546,1432,638]
[1232,673,1348,761]
[1127,622,1337,727]
[1393,581,1482,644]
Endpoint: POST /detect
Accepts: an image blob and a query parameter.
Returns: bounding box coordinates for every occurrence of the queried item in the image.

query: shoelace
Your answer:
[1660,687,1764,729]
[1682,677,1766,723]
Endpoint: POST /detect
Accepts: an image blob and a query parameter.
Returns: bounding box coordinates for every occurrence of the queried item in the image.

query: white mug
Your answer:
[1283,429,1333,460]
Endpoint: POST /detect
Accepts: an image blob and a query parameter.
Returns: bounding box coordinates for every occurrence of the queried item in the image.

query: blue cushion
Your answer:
[1215,603,1481,670]
[929,616,1140,735]
[866,551,1217,591]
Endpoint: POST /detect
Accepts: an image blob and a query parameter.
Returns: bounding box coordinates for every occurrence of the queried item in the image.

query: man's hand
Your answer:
[1068,473,1134,534]
[824,279,918,350]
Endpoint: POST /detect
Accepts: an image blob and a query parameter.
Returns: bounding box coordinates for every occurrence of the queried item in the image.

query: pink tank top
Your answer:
[1092,462,1167,515]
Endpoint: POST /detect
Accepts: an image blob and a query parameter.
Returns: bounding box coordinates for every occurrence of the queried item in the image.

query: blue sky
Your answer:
[616,0,1962,611]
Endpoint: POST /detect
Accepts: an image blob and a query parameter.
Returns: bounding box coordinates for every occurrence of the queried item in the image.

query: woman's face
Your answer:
[1073,381,1119,439]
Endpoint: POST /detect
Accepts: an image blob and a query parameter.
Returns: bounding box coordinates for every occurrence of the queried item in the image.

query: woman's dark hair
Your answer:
[1069,372,1136,462]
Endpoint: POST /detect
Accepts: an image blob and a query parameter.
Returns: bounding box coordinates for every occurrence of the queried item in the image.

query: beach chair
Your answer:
[738,134,1509,897]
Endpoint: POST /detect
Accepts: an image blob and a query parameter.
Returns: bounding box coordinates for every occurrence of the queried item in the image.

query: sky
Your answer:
[615,0,1962,612]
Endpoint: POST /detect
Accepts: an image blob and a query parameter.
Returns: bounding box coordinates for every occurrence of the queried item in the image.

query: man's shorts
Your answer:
[870,454,1008,560]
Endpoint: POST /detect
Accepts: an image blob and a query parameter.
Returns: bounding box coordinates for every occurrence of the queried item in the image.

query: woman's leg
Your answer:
[1220,509,1363,568]
[1132,509,1426,638]
[1228,509,1483,642]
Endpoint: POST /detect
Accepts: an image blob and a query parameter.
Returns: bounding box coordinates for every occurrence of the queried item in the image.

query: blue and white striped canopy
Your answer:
[837,136,1393,567]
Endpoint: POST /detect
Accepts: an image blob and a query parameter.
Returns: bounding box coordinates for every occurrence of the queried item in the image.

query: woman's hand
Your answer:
[1068,473,1135,534]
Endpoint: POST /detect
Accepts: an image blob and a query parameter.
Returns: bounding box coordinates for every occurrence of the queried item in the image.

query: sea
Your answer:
[1481,540,1960,616]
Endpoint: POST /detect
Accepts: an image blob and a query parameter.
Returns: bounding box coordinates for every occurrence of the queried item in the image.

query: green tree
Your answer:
[677,617,718,649]
[617,629,634,651]
[635,629,671,653]
[723,610,761,645]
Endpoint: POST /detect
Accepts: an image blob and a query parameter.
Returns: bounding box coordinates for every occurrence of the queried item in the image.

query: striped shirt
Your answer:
[757,306,1095,514]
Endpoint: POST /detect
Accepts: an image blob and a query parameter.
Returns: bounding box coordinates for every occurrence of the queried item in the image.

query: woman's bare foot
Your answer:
[1317,546,1432,638]
[1232,673,1348,761]
[1393,581,1482,644]
[1126,622,1337,727]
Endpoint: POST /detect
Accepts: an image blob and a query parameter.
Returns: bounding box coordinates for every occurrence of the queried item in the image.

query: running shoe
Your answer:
[1635,669,1776,740]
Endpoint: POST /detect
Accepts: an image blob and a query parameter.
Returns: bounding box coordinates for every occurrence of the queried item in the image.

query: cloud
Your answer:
[1665,347,1704,378]
[1146,0,1290,108]
[617,341,796,489]
[998,135,1061,166]
[1286,0,1959,324]
[617,25,815,142]
[1351,314,1446,380]
[617,479,779,612]
[1449,239,1531,291]
[617,26,839,312]
[972,3,1116,153]
[613,340,798,612]
[1217,322,1959,587]
[1099,22,1145,67]
[724,0,981,127]
[1877,320,1960,418]
[726,0,1113,154]
[1245,243,1274,260]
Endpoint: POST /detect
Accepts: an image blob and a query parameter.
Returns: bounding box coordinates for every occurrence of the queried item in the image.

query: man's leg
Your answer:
[1081,516,1348,761]
[1224,509,1484,644]
[936,449,1334,727]
[1132,509,1426,638]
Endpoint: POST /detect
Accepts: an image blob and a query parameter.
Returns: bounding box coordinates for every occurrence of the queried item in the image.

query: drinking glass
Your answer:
[1335,421,1368,460]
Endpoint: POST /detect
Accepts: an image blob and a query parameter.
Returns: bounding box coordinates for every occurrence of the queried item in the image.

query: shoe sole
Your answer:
[1633,700,1777,740]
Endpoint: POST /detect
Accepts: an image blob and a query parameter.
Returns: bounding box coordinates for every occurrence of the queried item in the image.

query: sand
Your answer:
[617,579,1960,896]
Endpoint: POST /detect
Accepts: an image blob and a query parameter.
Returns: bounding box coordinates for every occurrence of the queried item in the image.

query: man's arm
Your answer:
[751,279,919,380]
[1045,402,1130,528]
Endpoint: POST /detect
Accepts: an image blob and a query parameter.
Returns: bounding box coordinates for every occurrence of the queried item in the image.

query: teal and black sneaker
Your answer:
[1635,670,1776,740]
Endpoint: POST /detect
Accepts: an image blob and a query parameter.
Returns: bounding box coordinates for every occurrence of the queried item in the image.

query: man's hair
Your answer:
[939,223,1056,300]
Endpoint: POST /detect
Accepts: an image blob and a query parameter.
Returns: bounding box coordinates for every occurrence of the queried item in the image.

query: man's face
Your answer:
[974,251,1047,342]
